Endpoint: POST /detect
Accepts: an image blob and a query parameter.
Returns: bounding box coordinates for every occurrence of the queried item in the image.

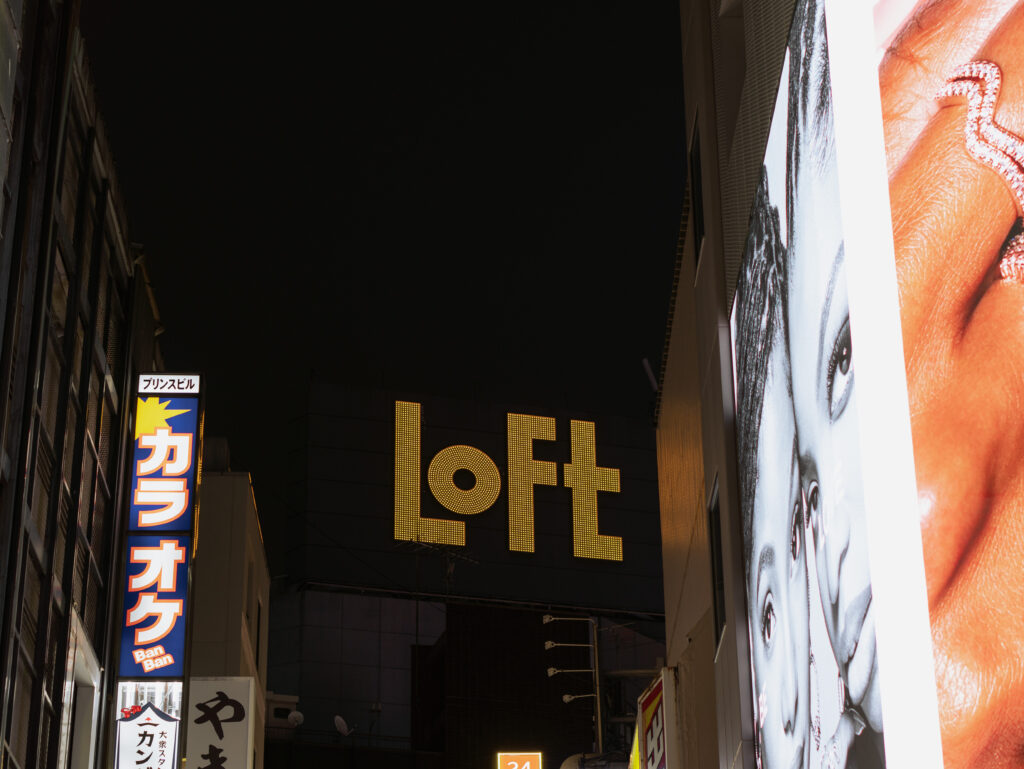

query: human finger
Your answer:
[880,0,1019,174]
[891,113,1010,362]
[908,279,1024,604]
[892,3,1024,353]
[908,388,992,607]
[929,468,1024,769]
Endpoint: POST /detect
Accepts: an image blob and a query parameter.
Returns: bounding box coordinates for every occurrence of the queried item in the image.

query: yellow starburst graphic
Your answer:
[135,397,190,439]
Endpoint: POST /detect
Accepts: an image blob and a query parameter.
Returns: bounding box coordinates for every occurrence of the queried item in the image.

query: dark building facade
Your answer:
[0,14,165,768]
[267,381,666,768]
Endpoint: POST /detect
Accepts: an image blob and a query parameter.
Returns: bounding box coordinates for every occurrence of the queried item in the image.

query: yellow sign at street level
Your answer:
[498,752,542,769]
[394,401,623,561]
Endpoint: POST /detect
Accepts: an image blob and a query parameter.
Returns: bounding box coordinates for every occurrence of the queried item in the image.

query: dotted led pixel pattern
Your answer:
[394,400,465,546]
[564,419,622,561]
[427,444,501,515]
[506,413,557,553]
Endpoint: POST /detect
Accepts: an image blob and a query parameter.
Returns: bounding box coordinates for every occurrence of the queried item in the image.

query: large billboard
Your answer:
[731,1,890,764]
[731,0,1024,767]
[845,0,1024,766]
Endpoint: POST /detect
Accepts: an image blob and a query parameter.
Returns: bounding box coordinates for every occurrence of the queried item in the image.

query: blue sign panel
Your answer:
[118,534,191,677]
[129,395,199,532]
[118,377,202,680]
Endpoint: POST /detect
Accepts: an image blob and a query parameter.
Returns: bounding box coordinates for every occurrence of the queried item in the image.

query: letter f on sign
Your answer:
[506,413,557,553]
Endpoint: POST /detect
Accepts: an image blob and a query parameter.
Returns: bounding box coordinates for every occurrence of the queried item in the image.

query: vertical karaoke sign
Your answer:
[119,374,202,679]
[115,374,203,769]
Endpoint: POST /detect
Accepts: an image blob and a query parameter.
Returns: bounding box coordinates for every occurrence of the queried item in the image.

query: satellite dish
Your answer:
[334,715,355,736]
[286,710,304,727]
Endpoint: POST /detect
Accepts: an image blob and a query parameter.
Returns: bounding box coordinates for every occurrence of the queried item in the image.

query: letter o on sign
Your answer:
[428,445,501,515]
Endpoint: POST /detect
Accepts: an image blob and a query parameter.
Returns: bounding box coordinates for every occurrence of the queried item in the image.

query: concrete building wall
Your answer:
[657,1,796,767]
[191,471,271,769]
[267,586,446,748]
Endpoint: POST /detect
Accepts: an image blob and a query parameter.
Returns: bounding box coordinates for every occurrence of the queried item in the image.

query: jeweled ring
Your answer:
[998,232,1024,282]
[937,61,1024,283]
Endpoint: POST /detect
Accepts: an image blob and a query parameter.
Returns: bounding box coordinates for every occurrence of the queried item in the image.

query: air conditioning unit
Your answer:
[265,690,301,739]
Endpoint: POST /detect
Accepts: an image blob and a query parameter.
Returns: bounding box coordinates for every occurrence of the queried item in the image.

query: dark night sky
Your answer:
[77,1,685,525]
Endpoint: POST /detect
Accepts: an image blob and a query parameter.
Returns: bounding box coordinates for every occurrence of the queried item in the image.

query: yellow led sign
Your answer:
[394,401,623,561]
[427,444,501,516]
[394,401,465,546]
[565,419,623,560]
[507,413,557,553]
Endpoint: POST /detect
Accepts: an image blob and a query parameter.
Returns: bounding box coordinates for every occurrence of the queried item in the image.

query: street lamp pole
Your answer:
[591,618,603,755]
[543,614,604,754]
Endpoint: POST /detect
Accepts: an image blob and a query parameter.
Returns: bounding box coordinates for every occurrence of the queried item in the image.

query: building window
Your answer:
[255,600,262,672]
[707,477,726,655]
[689,126,706,272]
[246,558,254,626]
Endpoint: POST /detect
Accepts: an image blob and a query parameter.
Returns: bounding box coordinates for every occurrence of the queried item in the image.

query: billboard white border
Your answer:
[823,1,944,766]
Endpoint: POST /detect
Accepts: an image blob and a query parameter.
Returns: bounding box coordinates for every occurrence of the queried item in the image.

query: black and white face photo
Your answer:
[733,1,889,767]
[784,0,885,766]
[735,168,811,769]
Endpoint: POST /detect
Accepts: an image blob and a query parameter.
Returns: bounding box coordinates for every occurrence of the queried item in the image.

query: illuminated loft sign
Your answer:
[394,400,623,561]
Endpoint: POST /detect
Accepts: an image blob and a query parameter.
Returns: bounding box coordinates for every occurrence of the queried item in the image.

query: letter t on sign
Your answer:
[563,420,622,561]
[506,413,557,553]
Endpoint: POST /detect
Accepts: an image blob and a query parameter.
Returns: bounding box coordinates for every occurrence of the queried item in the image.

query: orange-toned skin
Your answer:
[881,2,1024,767]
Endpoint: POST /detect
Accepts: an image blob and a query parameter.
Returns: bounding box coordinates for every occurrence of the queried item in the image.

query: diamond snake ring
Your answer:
[937,61,1024,283]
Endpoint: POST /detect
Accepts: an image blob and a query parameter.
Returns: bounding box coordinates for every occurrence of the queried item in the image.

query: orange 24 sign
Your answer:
[498,752,542,769]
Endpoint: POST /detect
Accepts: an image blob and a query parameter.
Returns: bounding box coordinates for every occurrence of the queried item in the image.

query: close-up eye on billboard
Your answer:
[733,0,1024,767]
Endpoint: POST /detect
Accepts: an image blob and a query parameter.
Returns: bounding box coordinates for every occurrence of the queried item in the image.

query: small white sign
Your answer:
[115,703,179,769]
[137,373,201,395]
[186,677,255,769]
